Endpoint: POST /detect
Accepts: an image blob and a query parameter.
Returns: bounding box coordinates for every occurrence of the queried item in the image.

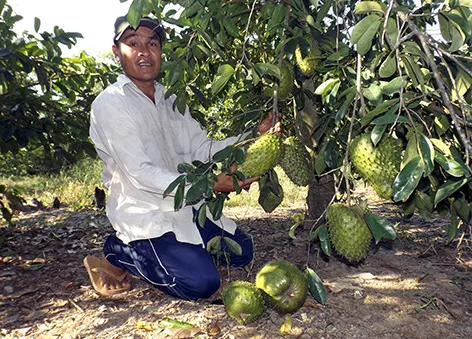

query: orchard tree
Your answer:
[0,1,119,223]
[117,0,472,259]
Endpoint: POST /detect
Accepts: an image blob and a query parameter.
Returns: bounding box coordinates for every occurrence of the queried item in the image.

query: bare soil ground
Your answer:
[1,195,472,339]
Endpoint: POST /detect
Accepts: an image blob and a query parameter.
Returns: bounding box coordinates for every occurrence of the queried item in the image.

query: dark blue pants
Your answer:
[103,217,253,301]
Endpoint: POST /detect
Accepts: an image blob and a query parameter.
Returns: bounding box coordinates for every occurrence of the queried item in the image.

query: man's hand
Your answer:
[213,165,258,193]
[257,111,282,136]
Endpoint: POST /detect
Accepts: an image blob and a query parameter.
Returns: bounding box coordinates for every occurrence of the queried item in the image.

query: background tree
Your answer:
[0,1,119,223]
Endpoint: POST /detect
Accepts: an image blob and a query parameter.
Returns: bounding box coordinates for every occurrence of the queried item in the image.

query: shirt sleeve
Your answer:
[90,95,181,196]
[178,106,247,163]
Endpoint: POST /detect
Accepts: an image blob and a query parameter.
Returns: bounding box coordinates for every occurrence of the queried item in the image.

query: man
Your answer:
[83,16,280,300]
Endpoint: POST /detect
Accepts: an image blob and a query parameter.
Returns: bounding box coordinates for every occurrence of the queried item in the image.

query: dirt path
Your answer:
[1,201,471,338]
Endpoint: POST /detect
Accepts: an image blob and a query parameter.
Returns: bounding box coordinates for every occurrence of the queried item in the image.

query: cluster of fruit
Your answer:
[222,260,308,325]
[238,133,312,213]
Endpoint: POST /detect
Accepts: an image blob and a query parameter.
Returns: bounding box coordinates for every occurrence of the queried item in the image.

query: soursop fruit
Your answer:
[350,133,402,200]
[295,43,321,76]
[263,60,294,100]
[222,280,265,325]
[326,203,372,262]
[279,136,312,187]
[238,134,283,177]
[255,260,307,314]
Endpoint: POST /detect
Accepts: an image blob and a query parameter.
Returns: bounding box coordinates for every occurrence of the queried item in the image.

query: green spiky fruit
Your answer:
[278,61,294,100]
[263,61,294,100]
[255,260,307,313]
[326,203,372,262]
[222,280,265,325]
[279,136,312,187]
[239,134,283,177]
[295,43,321,76]
[258,182,284,213]
[350,133,403,200]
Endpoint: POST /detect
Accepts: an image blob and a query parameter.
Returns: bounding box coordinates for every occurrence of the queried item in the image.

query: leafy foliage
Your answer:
[0,2,120,171]
[117,0,472,246]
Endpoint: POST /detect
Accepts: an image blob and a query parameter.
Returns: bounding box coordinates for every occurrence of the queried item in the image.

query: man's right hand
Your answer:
[213,165,258,193]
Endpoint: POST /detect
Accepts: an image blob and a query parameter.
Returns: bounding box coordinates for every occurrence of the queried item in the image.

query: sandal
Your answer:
[83,255,131,296]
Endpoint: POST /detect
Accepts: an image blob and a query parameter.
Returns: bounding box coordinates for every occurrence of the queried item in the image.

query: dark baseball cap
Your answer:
[114,16,164,44]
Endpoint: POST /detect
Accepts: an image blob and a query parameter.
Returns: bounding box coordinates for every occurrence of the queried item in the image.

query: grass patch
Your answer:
[1,156,103,210]
[1,159,307,213]
[226,166,307,208]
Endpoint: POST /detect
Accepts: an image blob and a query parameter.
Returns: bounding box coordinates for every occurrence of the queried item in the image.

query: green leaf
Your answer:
[351,14,382,55]
[381,76,407,96]
[34,17,41,32]
[371,125,386,146]
[177,162,195,173]
[379,52,397,78]
[324,139,340,169]
[315,78,340,96]
[364,213,397,244]
[393,155,425,202]
[434,153,465,177]
[316,0,333,23]
[206,235,222,253]
[223,19,240,38]
[185,177,207,204]
[447,207,459,243]
[318,224,331,256]
[315,144,327,175]
[212,145,235,162]
[402,54,424,88]
[211,73,233,96]
[267,5,285,35]
[163,174,186,198]
[453,198,471,223]
[174,182,185,211]
[197,203,207,228]
[160,317,194,329]
[254,63,280,78]
[127,0,145,28]
[417,133,435,177]
[223,237,243,256]
[434,178,469,207]
[305,267,328,305]
[355,1,385,14]
[208,194,225,220]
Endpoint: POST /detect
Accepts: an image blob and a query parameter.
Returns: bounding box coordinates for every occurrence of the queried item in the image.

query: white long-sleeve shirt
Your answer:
[90,74,243,245]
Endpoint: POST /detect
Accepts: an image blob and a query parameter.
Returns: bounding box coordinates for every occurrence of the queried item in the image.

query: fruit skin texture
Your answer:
[350,133,402,200]
[263,60,294,100]
[326,203,373,263]
[295,43,321,76]
[279,136,312,187]
[238,134,283,177]
[255,260,307,313]
[222,280,265,325]
[278,60,294,100]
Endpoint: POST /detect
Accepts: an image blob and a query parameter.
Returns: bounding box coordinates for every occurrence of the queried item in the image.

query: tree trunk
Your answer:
[306,174,335,228]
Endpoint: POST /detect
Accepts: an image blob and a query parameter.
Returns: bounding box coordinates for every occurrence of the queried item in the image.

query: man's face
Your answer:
[112,26,162,84]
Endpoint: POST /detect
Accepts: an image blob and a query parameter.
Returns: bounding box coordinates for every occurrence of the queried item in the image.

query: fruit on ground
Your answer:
[238,133,283,177]
[295,43,321,76]
[326,203,372,262]
[279,136,312,186]
[222,280,265,325]
[255,260,307,313]
[350,133,402,200]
